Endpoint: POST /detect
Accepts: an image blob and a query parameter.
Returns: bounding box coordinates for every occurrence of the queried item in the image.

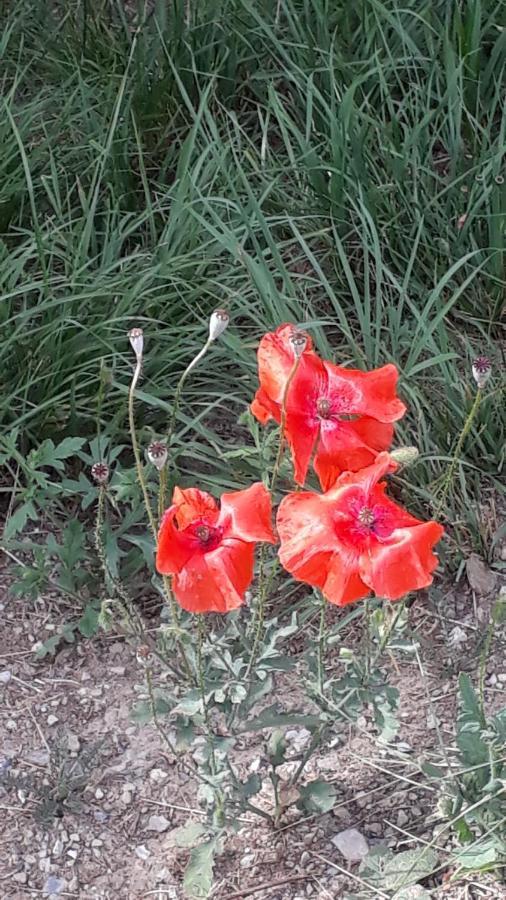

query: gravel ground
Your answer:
[1,557,505,900]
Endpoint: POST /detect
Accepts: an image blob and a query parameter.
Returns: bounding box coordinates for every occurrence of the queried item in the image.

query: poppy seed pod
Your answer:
[390,446,419,466]
[289,330,309,358]
[147,441,168,471]
[91,461,110,484]
[208,309,229,341]
[128,327,144,360]
[472,356,492,389]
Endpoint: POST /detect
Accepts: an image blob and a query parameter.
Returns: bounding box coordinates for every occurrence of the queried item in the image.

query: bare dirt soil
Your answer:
[1,560,505,900]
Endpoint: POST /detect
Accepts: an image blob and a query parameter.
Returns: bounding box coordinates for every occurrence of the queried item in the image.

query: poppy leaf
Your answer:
[298,779,336,814]
[183,838,218,899]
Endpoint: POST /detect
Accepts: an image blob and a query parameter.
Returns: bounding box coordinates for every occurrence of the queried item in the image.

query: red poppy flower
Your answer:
[156,483,276,613]
[250,323,316,425]
[251,325,406,490]
[284,354,406,489]
[277,453,444,606]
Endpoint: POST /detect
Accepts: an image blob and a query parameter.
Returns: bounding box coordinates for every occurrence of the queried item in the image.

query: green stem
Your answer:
[317,591,327,696]
[435,388,482,518]
[128,357,157,540]
[197,614,217,775]
[161,337,212,509]
[246,356,302,675]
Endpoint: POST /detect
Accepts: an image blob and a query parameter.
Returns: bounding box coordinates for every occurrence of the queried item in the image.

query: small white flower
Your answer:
[208,309,229,341]
[128,327,144,360]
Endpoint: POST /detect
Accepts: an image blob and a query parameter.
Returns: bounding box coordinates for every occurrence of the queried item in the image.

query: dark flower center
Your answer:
[357,507,375,528]
[317,397,332,419]
[190,521,222,551]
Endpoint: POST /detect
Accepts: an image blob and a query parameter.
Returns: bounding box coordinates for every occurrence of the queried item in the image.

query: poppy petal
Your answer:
[322,552,370,606]
[277,491,338,581]
[329,452,397,498]
[284,354,327,484]
[172,541,254,613]
[251,388,279,425]
[251,324,315,424]
[219,482,276,544]
[324,361,406,423]
[314,419,395,491]
[362,522,445,600]
[172,487,219,529]
[156,505,197,575]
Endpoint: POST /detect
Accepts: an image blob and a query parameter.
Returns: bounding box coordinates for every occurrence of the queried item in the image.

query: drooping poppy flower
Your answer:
[277,453,444,606]
[250,323,316,424]
[156,483,276,613]
[250,324,406,490]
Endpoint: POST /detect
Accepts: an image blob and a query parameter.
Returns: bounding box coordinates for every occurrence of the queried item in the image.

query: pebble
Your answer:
[149,768,168,783]
[0,670,12,685]
[47,715,59,726]
[67,733,80,753]
[367,822,382,836]
[240,854,255,868]
[135,845,151,860]
[300,851,310,866]
[95,788,104,800]
[13,872,27,884]
[498,674,506,684]
[331,828,369,861]
[147,815,171,834]
[52,839,64,858]
[397,809,409,827]
[6,719,17,731]
[44,875,64,896]
[67,849,78,859]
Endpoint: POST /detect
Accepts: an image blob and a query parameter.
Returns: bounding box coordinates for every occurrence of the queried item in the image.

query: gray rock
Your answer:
[44,875,64,896]
[0,670,12,685]
[397,809,409,827]
[466,554,497,595]
[67,733,80,753]
[331,828,369,861]
[47,715,59,726]
[147,814,171,834]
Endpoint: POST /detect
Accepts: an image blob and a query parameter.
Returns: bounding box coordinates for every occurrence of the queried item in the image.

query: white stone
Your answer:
[331,828,369,862]
[0,670,12,685]
[47,715,59,726]
[147,815,171,834]
[135,845,151,860]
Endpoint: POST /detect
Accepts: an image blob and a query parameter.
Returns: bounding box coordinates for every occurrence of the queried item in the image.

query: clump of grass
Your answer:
[0,0,504,553]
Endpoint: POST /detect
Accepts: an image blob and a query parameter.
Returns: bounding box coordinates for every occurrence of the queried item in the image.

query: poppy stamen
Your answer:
[358,507,375,528]
[195,524,212,543]
[317,397,332,419]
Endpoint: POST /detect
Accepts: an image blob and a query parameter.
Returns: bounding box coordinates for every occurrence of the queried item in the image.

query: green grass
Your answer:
[1,0,504,555]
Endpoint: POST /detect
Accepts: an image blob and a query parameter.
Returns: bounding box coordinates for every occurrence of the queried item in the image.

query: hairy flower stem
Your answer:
[317,592,327,696]
[270,356,301,495]
[197,615,217,776]
[161,338,213,509]
[435,388,482,519]
[145,667,215,790]
[128,357,157,540]
[289,599,406,790]
[246,356,302,675]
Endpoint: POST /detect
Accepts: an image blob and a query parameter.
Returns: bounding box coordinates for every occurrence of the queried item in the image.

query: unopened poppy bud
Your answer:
[209,309,229,341]
[472,356,492,389]
[289,330,308,358]
[390,446,419,467]
[128,327,144,360]
[91,461,109,484]
[147,440,168,471]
